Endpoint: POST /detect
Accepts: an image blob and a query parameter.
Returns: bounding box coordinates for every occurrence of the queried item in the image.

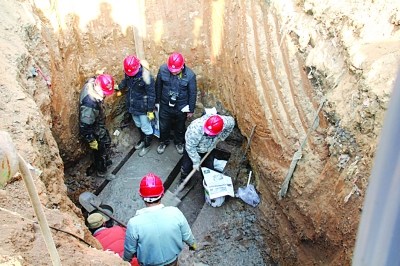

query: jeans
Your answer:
[132,114,153,135]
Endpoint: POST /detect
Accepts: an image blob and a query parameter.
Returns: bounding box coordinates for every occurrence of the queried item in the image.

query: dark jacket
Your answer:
[79,78,107,143]
[155,64,197,112]
[118,66,155,116]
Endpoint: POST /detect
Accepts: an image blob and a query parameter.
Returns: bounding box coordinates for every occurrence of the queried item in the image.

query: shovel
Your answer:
[78,191,127,227]
[162,150,212,207]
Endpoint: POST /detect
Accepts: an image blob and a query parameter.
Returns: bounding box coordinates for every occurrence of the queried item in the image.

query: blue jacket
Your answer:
[155,64,197,112]
[118,66,156,115]
[123,204,195,266]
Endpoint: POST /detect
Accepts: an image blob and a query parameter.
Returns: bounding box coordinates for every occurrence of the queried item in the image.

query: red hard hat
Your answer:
[167,52,184,74]
[95,74,114,96]
[124,55,141,76]
[204,115,224,136]
[139,173,164,199]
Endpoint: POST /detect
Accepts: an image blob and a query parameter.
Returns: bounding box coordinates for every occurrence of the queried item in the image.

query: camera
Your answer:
[169,94,177,107]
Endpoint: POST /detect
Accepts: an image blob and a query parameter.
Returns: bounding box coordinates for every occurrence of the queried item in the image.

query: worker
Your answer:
[155,52,197,155]
[123,173,197,266]
[116,55,156,157]
[180,114,235,184]
[87,212,139,266]
[79,74,115,177]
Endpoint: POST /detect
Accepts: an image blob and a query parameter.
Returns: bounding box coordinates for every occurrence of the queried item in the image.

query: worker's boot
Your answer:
[135,129,145,150]
[96,160,107,177]
[139,135,152,157]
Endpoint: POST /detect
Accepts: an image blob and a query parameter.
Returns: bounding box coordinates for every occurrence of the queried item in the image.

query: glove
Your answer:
[193,163,200,171]
[114,85,122,97]
[147,112,155,121]
[89,140,98,150]
[189,243,197,251]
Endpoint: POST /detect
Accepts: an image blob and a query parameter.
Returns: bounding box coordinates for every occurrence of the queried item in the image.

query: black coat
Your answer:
[118,66,156,115]
[155,64,197,112]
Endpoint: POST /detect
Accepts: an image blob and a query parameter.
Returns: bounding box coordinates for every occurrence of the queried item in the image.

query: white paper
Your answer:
[113,129,120,136]
[201,167,234,199]
[181,105,190,112]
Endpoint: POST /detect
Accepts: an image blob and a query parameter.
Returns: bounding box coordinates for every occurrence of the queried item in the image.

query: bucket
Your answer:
[203,179,225,207]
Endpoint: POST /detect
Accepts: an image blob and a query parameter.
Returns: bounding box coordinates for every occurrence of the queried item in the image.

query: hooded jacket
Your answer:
[118,66,156,115]
[79,78,107,142]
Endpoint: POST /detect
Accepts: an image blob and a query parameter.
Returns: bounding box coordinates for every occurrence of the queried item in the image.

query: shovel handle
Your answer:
[92,204,127,228]
[174,150,213,196]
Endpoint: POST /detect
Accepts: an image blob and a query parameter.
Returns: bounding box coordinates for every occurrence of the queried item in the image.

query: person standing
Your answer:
[87,213,139,266]
[123,173,197,266]
[180,114,235,183]
[116,55,156,157]
[155,52,197,155]
[79,74,115,177]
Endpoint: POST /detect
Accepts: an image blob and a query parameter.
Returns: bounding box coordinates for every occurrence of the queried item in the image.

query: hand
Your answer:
[147,112,155,121]
[193,163,200,171]
[187,112,194,118]
[189,243,197,251]
[89,140,98,150]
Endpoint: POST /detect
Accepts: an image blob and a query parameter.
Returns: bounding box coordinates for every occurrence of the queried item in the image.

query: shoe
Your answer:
[135,140,144,150]
[157,143,167,154]
[106,159,113,167]
[97,171,106,177]
[105,174,117,181]
[139,146,151,157]
[175,144,184,154]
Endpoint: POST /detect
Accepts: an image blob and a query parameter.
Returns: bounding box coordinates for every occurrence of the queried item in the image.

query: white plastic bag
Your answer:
[237,184,260,207]
[236,171,260,207]
[213,158,227,172]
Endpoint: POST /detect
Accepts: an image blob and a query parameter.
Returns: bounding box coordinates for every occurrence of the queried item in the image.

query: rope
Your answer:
[278,97,326,199]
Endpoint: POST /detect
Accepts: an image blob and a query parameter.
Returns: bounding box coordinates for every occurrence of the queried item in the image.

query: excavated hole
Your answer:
[63,111,276,265]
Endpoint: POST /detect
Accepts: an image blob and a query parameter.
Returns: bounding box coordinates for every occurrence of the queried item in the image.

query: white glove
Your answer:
[193,163,200,171]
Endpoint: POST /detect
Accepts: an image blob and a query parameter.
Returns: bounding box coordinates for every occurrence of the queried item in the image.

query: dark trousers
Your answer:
[159,105,187,145]
[92,129,111,173]
[180,149,215,177]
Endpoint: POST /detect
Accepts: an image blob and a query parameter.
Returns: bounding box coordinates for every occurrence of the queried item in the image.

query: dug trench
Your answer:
[64,121,276,265]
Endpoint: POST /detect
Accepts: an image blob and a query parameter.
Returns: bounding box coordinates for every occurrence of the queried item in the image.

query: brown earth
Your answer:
[0,0,399,265]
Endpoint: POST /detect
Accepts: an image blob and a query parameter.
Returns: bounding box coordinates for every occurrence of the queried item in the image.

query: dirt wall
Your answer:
[0,0,399,265]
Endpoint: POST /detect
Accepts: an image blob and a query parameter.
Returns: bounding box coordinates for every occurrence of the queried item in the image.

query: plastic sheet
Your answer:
[237,184,260,207]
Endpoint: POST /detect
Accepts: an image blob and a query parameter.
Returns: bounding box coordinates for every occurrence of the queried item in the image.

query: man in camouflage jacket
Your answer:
[180,114,235,183]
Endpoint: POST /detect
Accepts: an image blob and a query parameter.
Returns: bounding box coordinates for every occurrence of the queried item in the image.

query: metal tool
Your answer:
[162,150,212,207]
[78,191,127,227]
